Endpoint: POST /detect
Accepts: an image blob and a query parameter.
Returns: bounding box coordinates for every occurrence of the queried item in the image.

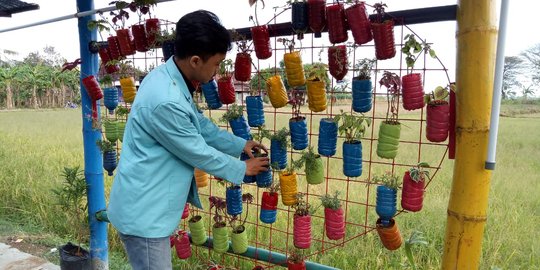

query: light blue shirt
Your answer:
[107,57,247,238]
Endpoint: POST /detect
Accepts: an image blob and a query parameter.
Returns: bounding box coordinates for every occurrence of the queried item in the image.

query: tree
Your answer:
[520,44,540,95]
[502,56,523,99]
[0,66,19,109]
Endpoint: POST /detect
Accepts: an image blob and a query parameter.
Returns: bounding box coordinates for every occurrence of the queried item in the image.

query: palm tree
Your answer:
[16,63,49,109]
[0,66,19,109]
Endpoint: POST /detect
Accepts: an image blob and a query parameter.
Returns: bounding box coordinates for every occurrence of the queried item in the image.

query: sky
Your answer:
[0,0,538,88]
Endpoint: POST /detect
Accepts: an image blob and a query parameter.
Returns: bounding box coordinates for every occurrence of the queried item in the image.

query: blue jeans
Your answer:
[118,232,172,270]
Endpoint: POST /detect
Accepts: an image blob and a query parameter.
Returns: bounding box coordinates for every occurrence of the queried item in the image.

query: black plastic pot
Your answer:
[59,242,91,270]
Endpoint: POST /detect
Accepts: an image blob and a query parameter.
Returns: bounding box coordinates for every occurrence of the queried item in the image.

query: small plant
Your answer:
[353,58,376,80]
[320,191,341,210]
[409,162,430,183]
[372,171,400,190]
[115,106,130,117]
[402,34,436,74]
[218,59,234,79]
[292,192,317,216]
[52,166,88,255]
[96,139,115,153]
[306,62,330,84]
[425,84,451,105]
[266,127,289,149]
[266,181,281,194]
[283,157,304,175]
[209,196,228,228]
[277,37,295,53]
[372,2,388,23]
[287,248,305,264]
[334,110,371,143]
[404,230,428,270]
[288,89,305,119]
[379,71,401,123]
[229,193,254,233]
[249,0,266,26]
[220,104,245,123]
[99,74,114,88]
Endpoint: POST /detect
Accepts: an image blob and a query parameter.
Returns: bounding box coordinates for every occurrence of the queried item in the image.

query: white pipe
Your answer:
[0,0,176,34]
[485,0,509,170]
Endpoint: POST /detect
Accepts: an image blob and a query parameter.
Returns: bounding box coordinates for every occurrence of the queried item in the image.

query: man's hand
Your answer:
[243,140,268,158]
[245,156,270,176]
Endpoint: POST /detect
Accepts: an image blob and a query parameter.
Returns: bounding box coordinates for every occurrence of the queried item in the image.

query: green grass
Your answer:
[0,103,538,269]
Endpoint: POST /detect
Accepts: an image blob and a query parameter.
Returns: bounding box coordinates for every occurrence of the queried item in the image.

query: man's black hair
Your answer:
[174,10,232,61]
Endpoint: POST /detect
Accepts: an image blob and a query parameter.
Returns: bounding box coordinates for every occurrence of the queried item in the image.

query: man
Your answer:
[107,10,270,269]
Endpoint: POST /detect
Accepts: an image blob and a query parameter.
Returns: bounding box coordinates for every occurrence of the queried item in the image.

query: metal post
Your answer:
[76,0,108,269]
[442,0,497,268]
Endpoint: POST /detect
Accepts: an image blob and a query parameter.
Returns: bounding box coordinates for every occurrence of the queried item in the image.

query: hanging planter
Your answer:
[293,193,312,249]
[194,168,209,188]
[373,172,399,226]
[343,141,362,177]
[82,75,103,124]
[103,87,119,114]
[231,225,248,254]
[240,153,257,184]
[376,218,403,250]
[251,25,272,60]
[119,76,137,103]
[245,95,265,127]
[188,215,207,246]
[318,118,337,157]
[221,104,252,141]
[181,203,190,219]
[401,73,425,110]
[283,50,306,88]
[103,120,120,143]
[212,225,229,254]
[376,121,401,159]
[162,39,175,62]
[226,185,243,216]
[270,138,288,170]
[217,77,236,104]
[201,79,222,110]
[352,79,372,113]
[291,1,309,40]
[402,171,425,212]
[326,3,348,44]
[116,28,136,56]
[302,148,324,185]
[131,24,149,52]
[289,116,308,151]
[145,18,160,48]
[103,149,117,176]
[174,230,192,259]
[308,0,326,38]
[234,52,252,82]
[260,188,279,224]
[334,111,371,177]
[106,36,122,60]
[425,85,451,142]
[371,4,396,60]
[306,63,328,112]
[345,2,373,45]
[98,47,120,74]
[279,171,298,206]
[328,45,348,81]
[256,153,272,188]
[266,75,288,108]
[320,191,345,240]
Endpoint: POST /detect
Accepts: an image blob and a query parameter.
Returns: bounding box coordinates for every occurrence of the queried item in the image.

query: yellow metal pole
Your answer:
[442,0,498,269]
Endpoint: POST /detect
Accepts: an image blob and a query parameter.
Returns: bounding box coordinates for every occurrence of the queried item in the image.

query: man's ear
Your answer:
[189,55,202,68]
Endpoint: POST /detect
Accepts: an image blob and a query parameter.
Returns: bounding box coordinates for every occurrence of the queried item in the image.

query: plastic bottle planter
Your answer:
[231,225,248,254]
[279,172,299,206]
[352,79,372,113]
[376,121,401,159]
[345,2,373,45]
[375,185,397,226]
[256,153,272,188]
[120,77,137,104]
[218,77,236,104]
[326,3,348,44]
[103,87,119,114]
[240,153,257,184]
[305,155,324,185]
[212,225,229,254]
[306,79,327,112]
[174,231,192,259]
[229,116,252,141]
[98,47,120,74]
[270,139,287,170]
[324,207,345,240]
[246,96,265,127]
[201,79,222,109]
[116,29,136,56]
[371,20,396,60]
[226,185,243,216]
[328,45,348,81]
[187,215,207,246]
[284,51,306,87]
[401,171,425,212]
[81,75,103,121]
[308,0,326,38]
[287,259,306,270]
[401,73,425,110]
[260,191,278,224]
[131,24,149,53]
[103,149,117,176]
[426,101,450,142]
[117,121,126,142]
[106,36,122,60]
[194,168,210,188]
[289,117,308,151]
[266,75,289,108]
[251,25,272,60]
[162,40,175,62]
[293,214,312,249]
[181,203,190,219]
[145,18,160,48]
[291,1,309,40]
[103,120,120,143]
[318,118,338,157]
[343,141,362,177]
[375,218,403,250]
[234,52,252,82]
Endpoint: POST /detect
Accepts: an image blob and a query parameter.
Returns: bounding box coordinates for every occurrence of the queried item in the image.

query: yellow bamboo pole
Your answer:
[442,0,498,268]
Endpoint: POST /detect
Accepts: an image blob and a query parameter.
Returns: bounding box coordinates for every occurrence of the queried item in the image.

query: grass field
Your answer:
[0,101,538,269]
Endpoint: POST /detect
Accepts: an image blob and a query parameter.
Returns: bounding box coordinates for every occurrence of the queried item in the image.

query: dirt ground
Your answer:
[0,234,56,260]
